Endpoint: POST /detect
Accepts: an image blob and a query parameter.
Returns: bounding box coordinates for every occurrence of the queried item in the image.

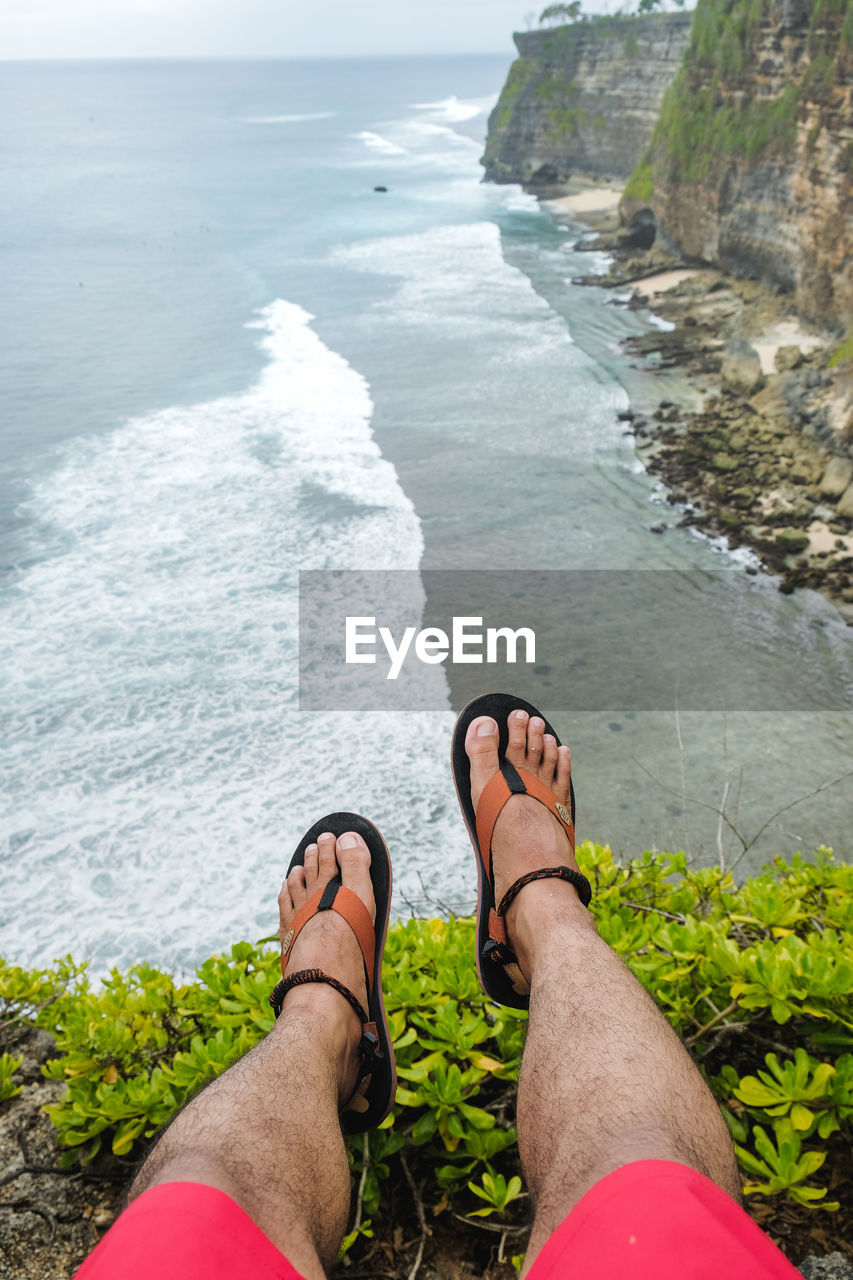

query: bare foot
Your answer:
[465,710,591,977]
[276,831,375,1104]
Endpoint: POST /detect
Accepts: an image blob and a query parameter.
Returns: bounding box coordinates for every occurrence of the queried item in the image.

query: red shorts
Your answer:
[75,1160,801,1279]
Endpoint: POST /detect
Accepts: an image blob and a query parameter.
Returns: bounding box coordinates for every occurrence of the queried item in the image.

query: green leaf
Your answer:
[411,1111,438,1145]
[790,1104,813,1131]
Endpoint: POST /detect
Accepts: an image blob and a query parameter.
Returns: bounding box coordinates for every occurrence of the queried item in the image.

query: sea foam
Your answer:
[410,96,483,123]
[0,302,461,972]
[353,131,408,156]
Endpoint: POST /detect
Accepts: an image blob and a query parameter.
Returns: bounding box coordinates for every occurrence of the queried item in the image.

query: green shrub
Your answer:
[546,104,588,136]
[828,322,853,367]
[537,73,580,102]
[1,847,851,1239]
[650,0,853,185]
[493,60,535,130]
[653,74,799,184]
[623,161,654,203]
[0,1052,23,1102]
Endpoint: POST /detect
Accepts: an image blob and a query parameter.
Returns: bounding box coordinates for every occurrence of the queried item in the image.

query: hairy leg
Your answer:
[129,831,376,1280]
[466,712,740,1275]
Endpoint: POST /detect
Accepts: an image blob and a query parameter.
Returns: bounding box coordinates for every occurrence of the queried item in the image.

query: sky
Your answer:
[0,0,629,59]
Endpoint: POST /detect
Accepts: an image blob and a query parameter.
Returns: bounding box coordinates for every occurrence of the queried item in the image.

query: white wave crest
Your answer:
[405,121,479,148]
[325,222,640,481]
[410,96,483,123]
[500,188,541,214]
[353,131,408,156]
[333,222,576,357]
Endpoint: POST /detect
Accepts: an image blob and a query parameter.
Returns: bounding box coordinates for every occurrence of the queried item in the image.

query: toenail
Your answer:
[318,832,334,841]
[477,720,495,736]
[338,833,360,848]
[531,718,543,730]
[515,710,527,720]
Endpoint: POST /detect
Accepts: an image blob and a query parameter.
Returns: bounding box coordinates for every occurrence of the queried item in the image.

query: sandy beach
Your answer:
[544,186,622,215]
[630,269,698,299]
[747,318,827,374]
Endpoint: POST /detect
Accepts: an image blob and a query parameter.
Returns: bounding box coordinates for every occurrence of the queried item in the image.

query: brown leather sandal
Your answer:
[268,812,396,1134]
[451,693,591,1010]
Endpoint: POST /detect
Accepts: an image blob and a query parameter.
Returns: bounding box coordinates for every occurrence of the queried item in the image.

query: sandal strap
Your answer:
[481,867,592,998]
[473,767,587,1000]
[269,967,368,1024]
[280,878,376,996]
[356,1025,383,1082]
[481,938,531,997]
[475,763,574,888]
[268,969,385,1111]
[497,865,592,917]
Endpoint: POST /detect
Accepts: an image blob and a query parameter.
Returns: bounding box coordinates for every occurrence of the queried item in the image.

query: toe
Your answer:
[506,708,528,766]
[278,877,293,922]
[526,716,544,769]
[555,744,572,803]
[541,733,558,785]
[304,841,319,888]
[336,832,375,922]
[466,716,500,808]
[287,863,307,908]
[317,832,337,883]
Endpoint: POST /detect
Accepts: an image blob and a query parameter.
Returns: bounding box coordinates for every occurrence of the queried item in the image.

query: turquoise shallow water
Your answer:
[1,57,850,971]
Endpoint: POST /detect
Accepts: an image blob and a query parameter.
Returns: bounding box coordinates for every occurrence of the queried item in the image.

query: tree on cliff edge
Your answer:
[539,2,583,25]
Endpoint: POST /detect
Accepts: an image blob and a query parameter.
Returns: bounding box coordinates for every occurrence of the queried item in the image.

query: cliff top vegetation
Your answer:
[635,0,853,188]
[1,844,851,1272]
[533,0,687,25]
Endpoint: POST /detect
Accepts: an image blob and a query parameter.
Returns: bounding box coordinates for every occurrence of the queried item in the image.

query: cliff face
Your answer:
[482,13,693,185]
[636,0,853,331]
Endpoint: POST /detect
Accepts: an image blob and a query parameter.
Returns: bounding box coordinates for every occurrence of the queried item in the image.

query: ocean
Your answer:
[1,57,850,972]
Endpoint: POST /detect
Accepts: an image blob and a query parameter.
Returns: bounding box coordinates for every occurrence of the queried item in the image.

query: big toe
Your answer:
[336,832,375,923]
[465,716,500,808]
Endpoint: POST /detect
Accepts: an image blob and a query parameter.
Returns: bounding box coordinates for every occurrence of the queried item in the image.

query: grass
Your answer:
[623,160,655,203]
[828,322,853,367]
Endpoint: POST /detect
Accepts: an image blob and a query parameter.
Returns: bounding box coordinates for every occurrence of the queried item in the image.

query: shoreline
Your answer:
[538,175,853,625]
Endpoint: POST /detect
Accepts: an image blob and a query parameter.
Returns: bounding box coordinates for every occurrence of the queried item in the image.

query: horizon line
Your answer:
[0,49,517,64]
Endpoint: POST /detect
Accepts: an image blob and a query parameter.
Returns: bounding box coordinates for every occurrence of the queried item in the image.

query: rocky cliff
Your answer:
[629,0,853,332]
[482,13,693,186]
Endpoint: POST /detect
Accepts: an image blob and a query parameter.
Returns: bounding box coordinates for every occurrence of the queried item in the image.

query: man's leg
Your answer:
[128,831,376,1280]
[466,711,741,1275]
